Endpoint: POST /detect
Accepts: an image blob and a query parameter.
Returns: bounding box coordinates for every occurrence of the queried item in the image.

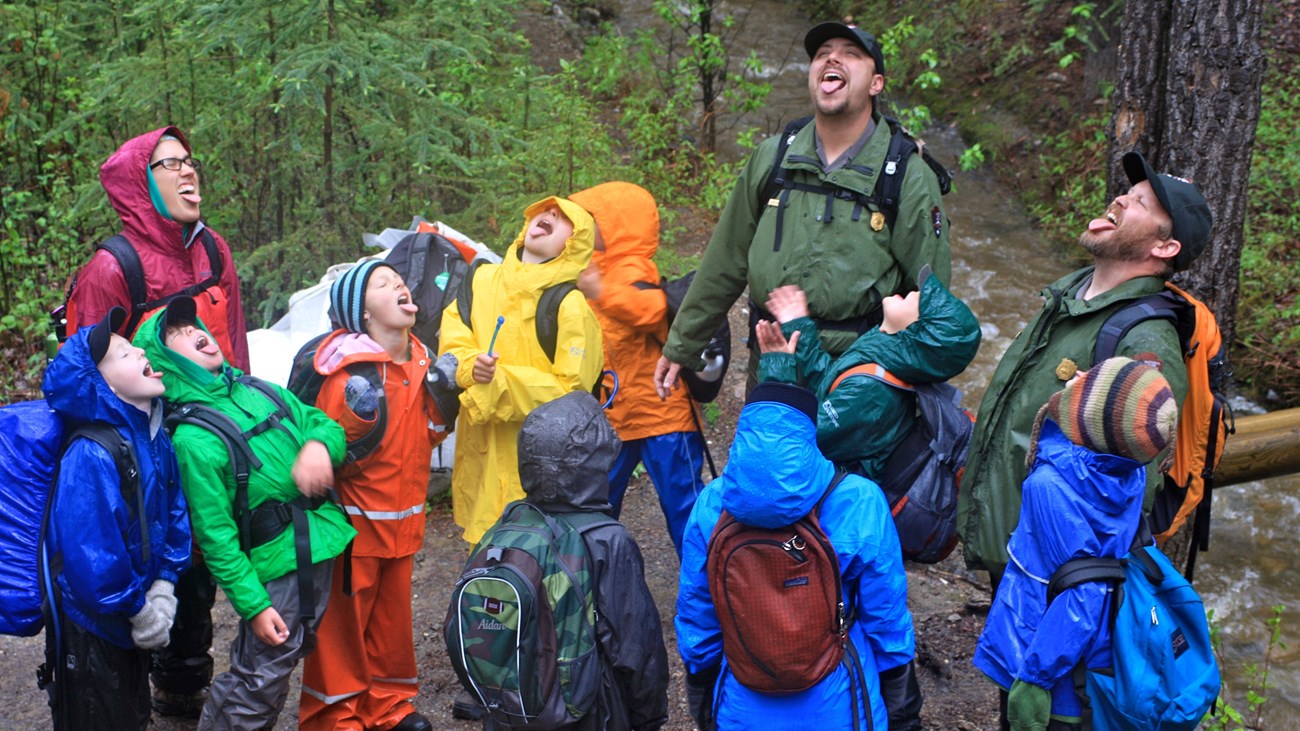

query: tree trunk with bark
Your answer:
[1107,0,1266,347]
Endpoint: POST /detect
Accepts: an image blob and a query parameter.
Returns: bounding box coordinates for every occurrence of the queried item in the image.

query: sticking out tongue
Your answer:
[1087,217,1115,234]
[181,192,202,204]
[820,78,846,95]
[399,302,419,314]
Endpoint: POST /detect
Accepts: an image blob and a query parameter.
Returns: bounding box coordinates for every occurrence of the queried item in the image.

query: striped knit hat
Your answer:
[1027,356,1178,468]
[329,259,395,334]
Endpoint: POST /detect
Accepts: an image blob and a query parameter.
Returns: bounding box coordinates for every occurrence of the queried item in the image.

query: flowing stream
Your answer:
[614,1,1300,725]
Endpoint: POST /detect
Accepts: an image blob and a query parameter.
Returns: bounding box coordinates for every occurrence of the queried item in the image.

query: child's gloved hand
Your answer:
[146,579,177,624]
[1007,679,1051,731]
[130,599,173,649]
[428,353,459,391]
[344,374,381,420]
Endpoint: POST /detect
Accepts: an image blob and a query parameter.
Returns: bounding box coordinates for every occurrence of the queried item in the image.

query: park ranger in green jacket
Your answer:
[656,21,951,396]
[957,151,1212,589]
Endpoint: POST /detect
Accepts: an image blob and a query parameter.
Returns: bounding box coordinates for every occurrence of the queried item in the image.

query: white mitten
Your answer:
[146,579,177,624]
[130,600,171,649]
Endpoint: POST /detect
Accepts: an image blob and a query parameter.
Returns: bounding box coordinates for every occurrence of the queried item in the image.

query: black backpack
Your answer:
[632,271,731,404]
[455,259,583,365]
[384,231,472,353]
[828,363,973,563]
[286,335,459,462]
[760,115,952,242]
[51,230,224,343]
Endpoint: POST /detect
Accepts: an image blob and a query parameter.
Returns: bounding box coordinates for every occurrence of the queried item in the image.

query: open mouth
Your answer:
[397,292,418,314]
[178,183,201,204]
[819,69,846,95]
[1106,211,1117,225]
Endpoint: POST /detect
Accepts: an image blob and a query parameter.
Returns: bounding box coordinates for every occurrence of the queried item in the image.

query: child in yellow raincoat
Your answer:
[439,196,604,546]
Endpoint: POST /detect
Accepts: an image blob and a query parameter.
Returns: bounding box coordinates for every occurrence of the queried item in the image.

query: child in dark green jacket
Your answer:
[755,266,980,477]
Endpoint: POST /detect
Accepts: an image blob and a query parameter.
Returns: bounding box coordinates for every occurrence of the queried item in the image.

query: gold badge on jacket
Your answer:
[870,211,886,231]
[1055,358,1079,381]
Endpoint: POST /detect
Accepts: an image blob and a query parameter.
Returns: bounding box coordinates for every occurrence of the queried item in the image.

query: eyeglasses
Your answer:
[149,157,202,173]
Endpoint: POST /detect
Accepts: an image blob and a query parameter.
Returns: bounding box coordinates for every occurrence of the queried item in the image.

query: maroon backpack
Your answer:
[706,472,848,693]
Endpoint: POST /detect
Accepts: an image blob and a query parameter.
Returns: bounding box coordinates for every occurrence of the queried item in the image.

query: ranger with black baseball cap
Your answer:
[959,152,1214,727]
[657,19,952,408]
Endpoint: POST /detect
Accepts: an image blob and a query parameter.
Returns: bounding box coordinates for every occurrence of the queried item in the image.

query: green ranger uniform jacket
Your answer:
[957,268,1188,576]
[136,310,355,621]
[663,111,952,368]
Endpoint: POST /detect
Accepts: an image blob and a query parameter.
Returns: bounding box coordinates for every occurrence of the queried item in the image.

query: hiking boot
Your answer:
[451,690,484,721]
[151,687,207,719]
[390,711,434,731]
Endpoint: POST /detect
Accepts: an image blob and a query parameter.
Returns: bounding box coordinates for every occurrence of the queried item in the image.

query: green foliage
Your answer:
[1021,109,1109,251]
[1235,61,1300,405]
[0,0,772,401]
[1205,605,1286,730]
[958,143,986,172]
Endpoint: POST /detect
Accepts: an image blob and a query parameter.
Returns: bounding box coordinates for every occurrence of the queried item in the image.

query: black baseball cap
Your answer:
[804,21,885,75]
[88,306,127,365]
[1122,151,1214,271]
[161,295,199,333]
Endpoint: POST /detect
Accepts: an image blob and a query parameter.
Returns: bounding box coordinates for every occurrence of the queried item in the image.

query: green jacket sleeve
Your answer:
[890,151,951,289]
[663,140,776,368]
[1116,319,1189,505]
[276,381,346,466]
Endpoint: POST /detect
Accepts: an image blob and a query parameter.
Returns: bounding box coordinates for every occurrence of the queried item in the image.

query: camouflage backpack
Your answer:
[444,501,616,729]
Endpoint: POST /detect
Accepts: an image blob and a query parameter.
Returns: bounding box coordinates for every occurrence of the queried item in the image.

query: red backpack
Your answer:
[705,472,848,693]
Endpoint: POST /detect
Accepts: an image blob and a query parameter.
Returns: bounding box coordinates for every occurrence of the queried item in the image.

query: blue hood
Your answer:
[719,400,837,528]
[43,322,157,434]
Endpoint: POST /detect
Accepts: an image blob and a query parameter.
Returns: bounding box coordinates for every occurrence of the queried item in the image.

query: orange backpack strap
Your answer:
[829,363,914,393]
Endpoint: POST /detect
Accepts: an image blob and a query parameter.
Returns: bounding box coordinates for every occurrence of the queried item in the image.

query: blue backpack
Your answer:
[0,401,142,638]
[1049,526,1220,730]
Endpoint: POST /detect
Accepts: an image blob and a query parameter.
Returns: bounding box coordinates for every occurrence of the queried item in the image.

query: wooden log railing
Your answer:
[1214,408,1300,488]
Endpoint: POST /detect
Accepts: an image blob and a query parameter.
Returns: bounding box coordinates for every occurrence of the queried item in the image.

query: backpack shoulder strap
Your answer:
[166,402,261,554]
[536,282,581,363]
[872,117,953,233]
[1093,288,1188,363]
[197,227,224,282]
[456,258,490,331]
[97,236,148,335]
[759,115,814,207]
[813,470,849,517]
[68,423,149,564]
[829,362,915,393]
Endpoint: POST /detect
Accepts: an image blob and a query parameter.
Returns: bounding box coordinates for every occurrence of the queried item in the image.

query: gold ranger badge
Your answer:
[870,211,886,231]
[1055,358,1079,381]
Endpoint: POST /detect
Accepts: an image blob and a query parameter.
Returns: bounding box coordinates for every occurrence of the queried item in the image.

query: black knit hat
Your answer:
[88,306,127,365]
[746,381,818,422]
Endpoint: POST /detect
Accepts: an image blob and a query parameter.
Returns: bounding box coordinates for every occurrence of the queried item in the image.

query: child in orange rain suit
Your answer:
[298,259,453,731]
[439,196,605,546]
[571,182,705,558]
